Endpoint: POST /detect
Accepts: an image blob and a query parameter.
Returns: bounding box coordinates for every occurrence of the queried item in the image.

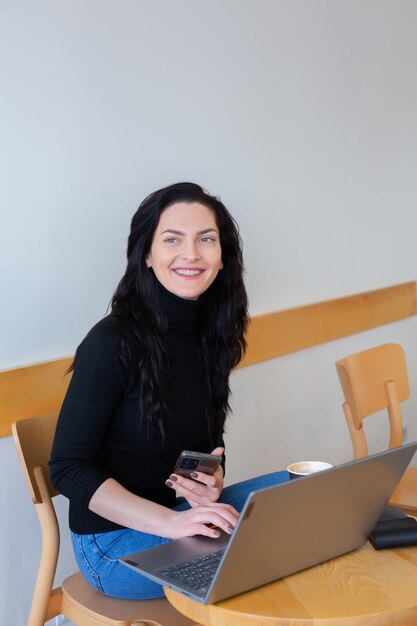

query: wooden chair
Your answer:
[335,343,417,514]
[12,413,195,626]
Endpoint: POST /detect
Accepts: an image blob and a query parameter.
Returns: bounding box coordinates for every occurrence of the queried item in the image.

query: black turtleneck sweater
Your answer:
[49,285,223,534]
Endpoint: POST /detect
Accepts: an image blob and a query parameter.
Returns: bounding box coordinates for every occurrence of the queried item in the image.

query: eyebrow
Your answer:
[160,228,218,236]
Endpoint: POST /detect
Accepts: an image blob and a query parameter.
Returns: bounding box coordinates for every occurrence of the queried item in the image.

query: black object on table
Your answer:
[369,505,417,549]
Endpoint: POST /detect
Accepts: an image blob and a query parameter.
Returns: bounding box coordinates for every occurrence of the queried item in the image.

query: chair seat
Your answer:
[62,571,196,626]
[389,467,417,514]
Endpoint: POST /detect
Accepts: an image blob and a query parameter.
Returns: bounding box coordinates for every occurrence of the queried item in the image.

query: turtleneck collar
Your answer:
[156,280,207,328]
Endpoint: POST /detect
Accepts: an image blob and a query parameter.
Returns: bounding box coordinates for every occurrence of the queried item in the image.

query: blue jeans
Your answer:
[71,470,289,600]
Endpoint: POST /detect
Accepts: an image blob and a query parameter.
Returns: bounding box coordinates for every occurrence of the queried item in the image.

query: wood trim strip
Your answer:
[1,282,416,437]
[238,281,417,369]
[0,357,73,437]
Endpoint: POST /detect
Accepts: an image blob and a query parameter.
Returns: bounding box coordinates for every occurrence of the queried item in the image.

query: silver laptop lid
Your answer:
[206,442,417,602]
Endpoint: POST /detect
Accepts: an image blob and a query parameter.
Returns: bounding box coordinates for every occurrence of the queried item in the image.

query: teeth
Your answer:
[175,269,202,276]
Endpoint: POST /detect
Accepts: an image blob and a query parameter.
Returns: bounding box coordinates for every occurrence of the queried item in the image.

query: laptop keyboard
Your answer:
[157,549,225,591]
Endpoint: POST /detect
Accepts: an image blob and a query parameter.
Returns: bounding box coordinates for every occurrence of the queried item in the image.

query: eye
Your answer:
[199,236,216,244]
[164,237,180,244]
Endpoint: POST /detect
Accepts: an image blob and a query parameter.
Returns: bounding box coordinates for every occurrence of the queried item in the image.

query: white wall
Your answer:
[1,1,417,623]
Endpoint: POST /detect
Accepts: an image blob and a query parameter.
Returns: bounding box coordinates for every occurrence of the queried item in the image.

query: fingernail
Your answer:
[165,481,172,488]
[227,526,234,533]
[169,475,177,482]
[190,472,198,478]
[213,530,221,537]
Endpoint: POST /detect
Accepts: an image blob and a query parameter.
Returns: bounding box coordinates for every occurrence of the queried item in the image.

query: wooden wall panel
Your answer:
[0,357,73,437]
[239,282,417,368]
[1,282,416,437]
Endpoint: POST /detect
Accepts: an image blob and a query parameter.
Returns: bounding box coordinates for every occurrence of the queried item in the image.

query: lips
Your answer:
[173,268,205,277]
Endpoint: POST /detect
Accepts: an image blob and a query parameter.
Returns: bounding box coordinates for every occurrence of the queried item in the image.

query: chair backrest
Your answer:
[335,343,410,458]
[12,414,62,626]
[13,413,59,504]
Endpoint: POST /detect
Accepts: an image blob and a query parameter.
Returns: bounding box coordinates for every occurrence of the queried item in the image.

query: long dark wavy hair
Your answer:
[110,182,248,443]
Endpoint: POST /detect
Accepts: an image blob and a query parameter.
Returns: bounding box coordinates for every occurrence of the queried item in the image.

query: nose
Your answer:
[181,240,200,261]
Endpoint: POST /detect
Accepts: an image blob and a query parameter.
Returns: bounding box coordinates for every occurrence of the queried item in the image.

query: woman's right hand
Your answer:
[88,478,238,539]
[164,502,239,540]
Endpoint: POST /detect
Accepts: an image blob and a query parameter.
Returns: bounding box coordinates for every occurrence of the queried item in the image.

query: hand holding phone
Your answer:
[167,448,224,507]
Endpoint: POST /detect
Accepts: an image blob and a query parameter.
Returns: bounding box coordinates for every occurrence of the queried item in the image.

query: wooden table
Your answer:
[165,541,417,625]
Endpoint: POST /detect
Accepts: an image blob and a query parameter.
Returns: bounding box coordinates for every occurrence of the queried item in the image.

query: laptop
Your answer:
[120,442,417,604]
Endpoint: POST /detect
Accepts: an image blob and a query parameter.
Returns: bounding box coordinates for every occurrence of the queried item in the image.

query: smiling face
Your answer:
[145,202,223,300]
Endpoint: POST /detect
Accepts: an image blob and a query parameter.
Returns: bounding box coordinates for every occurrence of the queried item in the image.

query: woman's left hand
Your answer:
[166,447,224,507]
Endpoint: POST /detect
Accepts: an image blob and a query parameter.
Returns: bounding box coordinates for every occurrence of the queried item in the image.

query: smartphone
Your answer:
[173,450,222,478]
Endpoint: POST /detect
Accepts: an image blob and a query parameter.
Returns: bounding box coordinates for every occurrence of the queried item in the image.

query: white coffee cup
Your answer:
[287,460,333,479]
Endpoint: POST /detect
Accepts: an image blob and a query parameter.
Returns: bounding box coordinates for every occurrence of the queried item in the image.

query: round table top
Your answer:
[165,541,417,626]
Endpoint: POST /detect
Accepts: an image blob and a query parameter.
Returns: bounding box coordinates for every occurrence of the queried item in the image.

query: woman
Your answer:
[50,182,288,600]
